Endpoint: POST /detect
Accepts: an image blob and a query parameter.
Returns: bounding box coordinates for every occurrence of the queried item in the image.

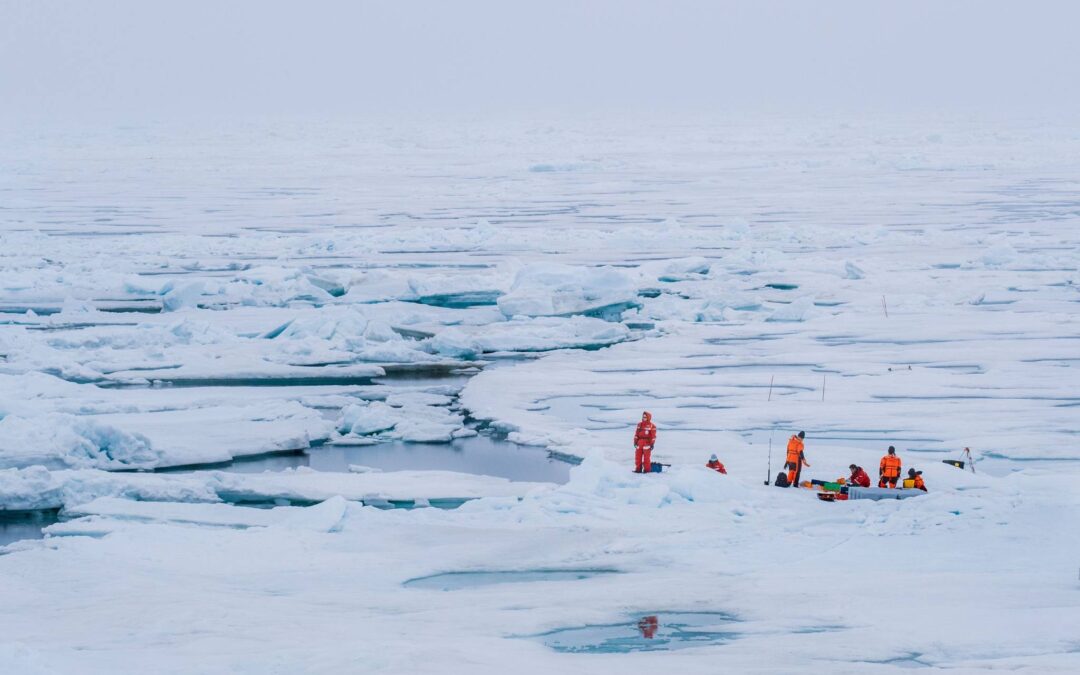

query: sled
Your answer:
[846,486,925,501]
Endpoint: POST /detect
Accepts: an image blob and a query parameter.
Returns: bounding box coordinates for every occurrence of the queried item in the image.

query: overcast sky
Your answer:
[3,0,1079,121]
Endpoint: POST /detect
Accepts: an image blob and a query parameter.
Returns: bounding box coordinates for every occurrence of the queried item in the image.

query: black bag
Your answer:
[774,472,790,488]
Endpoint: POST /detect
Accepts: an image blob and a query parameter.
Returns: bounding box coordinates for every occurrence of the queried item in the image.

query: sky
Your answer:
[3,0,1080,122]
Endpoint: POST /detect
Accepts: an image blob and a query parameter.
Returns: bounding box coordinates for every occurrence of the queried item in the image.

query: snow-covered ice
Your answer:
[0,465,548,513]
[0,115,1078,673]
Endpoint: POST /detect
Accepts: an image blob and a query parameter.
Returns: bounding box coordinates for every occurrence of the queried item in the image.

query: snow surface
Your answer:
[0,116,1078,673]
[0,465,546,512]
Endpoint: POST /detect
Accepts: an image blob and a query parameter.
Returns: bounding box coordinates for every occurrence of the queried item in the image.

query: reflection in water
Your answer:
[535,611,741,654]
[637,615,658,639]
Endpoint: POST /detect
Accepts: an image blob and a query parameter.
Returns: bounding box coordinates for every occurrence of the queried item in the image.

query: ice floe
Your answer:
[0,114,1078,673]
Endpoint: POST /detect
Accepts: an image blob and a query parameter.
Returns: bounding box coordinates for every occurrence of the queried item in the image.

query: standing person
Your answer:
[633,411,657,473]
[848,464,871,487]
[785,431,808,487]
[879,446,902,488]
[706,454,727,474]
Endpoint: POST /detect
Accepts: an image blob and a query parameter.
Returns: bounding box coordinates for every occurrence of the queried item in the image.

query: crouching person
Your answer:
[904,468,927,491]
[848,464,871,488]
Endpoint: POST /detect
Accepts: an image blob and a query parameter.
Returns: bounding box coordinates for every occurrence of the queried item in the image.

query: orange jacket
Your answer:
[786,436,807,466]
[880,454,902,478]
[913,475,926,491]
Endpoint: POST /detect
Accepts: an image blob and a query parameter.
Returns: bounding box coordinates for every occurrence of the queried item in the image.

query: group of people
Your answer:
[633,411,727,474]
[781,434,927,490]
[632,412,927,491]
[872,445,926,490]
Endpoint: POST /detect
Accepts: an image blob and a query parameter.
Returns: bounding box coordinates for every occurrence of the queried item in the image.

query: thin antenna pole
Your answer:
[765,429,774,485]
[882,295,889,318]
[822,373,826,401]
[767,375,774,402]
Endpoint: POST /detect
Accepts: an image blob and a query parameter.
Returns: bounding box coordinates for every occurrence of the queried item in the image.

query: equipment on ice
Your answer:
[847,486,924,501]
[764,431,773,485]
[943,447,977,473]
[811,479,846,492]
[818,485,926,502]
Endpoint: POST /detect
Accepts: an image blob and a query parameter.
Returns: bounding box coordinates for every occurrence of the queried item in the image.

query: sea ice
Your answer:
[497,264,638,319]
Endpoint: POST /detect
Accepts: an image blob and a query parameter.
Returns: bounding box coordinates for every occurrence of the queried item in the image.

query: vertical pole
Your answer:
[822,373,826,401]
[882,295,889,318]
[768,375,774,402]
[765,430,773,485]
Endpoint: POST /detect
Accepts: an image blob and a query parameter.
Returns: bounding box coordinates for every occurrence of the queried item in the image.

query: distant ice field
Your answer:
[0,116,1077,673]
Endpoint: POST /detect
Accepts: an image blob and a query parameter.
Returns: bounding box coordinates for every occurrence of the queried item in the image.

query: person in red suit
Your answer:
[848,464,871,487]
[633,411,657,473]
[706,454,727,473]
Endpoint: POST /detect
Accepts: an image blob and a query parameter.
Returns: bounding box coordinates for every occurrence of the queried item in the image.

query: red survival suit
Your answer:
[849,466,871,488]
[634,412,657,473]
[706,459,727,474]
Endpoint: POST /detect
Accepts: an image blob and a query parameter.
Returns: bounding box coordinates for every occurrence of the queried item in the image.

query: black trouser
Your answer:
[879,475,898,488]
[786,461,802,487]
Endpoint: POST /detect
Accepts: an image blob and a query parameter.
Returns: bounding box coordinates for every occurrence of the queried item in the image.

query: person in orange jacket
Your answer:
[786,429,812,486]
[706,453,727,474]
[633,411,657,473]
[907,468,927,491]
[879,446,902,487]
[848,464,871,488]
[785,431,808,487]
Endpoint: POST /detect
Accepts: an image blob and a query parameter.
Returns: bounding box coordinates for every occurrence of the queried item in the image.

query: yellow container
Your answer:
[902,478,915,489]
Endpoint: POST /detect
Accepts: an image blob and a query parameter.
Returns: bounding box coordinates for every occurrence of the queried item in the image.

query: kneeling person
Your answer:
[848,464,871,488]
[905,468,927,491]
[706,454,727,474]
